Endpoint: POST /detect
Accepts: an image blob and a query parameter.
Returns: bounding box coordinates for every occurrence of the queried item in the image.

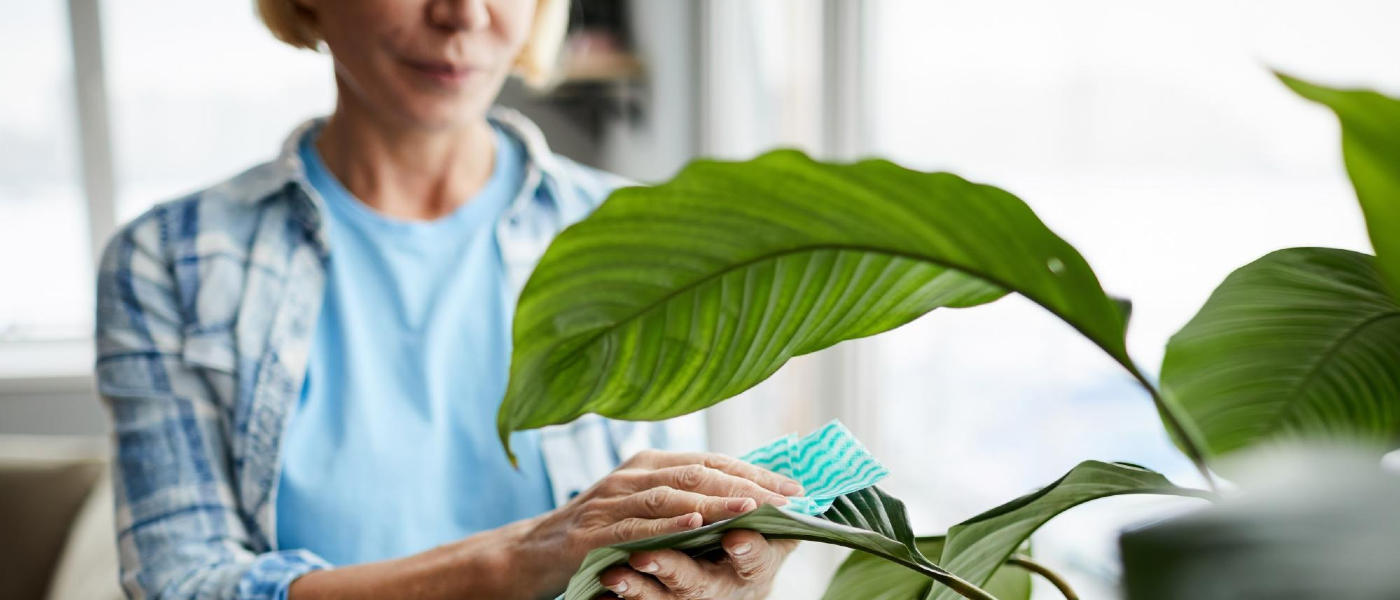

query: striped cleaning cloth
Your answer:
[739,420,889,516]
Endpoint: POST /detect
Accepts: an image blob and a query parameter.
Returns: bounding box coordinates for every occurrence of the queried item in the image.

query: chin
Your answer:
[397,78,505,130]
[396,97,495,132]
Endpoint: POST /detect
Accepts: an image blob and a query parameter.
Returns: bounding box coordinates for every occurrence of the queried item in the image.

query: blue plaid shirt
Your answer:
[95,108,704,600]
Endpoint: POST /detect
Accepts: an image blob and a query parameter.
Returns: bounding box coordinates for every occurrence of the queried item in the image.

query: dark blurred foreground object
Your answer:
[1121,448,1400,600]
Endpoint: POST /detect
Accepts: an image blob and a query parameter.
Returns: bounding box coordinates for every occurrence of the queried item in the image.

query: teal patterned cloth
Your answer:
[740,420,889,515]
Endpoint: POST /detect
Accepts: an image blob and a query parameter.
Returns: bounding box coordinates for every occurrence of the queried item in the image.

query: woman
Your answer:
[94,1,799,598]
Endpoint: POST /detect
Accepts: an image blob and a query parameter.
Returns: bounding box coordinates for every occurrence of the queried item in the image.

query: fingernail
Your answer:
[780,481,804,496]
[637,561,659,573]
[677,513,702,528]
[730,542,753,556]
[607,580,629,594]
[727,498,757,512]
[766,495,789,507]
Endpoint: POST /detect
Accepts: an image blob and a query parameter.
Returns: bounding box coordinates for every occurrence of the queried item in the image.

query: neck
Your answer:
[315,85,497,221]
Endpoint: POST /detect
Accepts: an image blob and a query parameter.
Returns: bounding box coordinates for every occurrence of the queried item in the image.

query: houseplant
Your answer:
[498,73,1400,599]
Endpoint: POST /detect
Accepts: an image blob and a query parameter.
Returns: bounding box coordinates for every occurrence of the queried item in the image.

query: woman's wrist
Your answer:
[287,514,558,600]
[458,514,552,597]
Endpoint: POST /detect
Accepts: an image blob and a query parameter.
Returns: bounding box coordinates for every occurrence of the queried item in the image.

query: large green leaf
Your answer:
[500,150,1153,460]
[928,461,1209,600]
[563,487,997,600]
[823,537,1031,600]
[1279,74,1400,296]
[1160,247,1400,459]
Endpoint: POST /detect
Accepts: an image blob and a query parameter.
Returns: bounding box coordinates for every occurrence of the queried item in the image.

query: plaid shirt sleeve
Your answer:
[95,205,331,600]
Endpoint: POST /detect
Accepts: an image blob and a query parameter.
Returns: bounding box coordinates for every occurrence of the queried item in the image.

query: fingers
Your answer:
[632,452,804,497]
[722,530,788,582]
[597,533,794,599]
[627,465,792,508]
[629,549,719,599]
[603,513,703,544]
[600,565,677,599]
[613,486,759,523]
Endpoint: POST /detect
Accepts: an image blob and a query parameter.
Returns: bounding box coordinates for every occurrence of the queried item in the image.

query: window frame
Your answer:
[0,0,113,390]
[69,0,118,270]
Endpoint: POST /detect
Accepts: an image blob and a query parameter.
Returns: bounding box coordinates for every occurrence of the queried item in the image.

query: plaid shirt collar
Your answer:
[228,105,575,255]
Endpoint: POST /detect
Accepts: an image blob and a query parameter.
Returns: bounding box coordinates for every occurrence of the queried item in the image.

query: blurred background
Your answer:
[2,1,1398,598]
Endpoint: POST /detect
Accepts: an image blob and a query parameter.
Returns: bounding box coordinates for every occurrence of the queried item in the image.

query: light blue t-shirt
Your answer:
[276,124,554,566]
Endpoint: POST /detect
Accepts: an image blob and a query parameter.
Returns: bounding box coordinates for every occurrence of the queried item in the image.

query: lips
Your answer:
[401,57,483,85]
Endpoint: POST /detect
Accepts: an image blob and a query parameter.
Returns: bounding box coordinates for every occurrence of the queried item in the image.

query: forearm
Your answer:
[288,516,558,600]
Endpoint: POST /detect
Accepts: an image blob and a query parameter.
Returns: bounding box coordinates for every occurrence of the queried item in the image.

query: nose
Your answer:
[428,0,491,32]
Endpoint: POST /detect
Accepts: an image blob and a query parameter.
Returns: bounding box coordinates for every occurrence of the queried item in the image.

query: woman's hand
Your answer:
[598,529,798,600]
[511,450,803,597]
[288,449,801,600]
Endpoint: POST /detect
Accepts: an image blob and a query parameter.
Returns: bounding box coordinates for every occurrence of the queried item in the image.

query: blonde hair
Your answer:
[255,0,571,87]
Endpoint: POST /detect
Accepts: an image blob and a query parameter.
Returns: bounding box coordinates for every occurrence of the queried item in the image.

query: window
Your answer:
[697,0,824,161]
[862,0,1398,594]
[0,0,333,363]
[103,0,334,220]
[0,3,90,342]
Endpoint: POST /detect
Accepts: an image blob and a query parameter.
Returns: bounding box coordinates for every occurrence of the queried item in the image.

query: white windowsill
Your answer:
[0,338,96,394]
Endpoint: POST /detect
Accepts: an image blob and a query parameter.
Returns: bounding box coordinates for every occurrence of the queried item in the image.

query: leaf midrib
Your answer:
[515,241,1120,430]
[942,484,1210,561]
[932,483,1213,600]
[541,243,996,428]
[1251,310,1400,448]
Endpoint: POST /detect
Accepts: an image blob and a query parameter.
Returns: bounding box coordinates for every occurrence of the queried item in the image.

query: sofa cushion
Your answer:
[45,466,123,600]
[0,436,105,600]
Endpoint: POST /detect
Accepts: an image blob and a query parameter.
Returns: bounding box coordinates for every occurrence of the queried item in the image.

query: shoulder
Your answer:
[96,160,304,353]
[102,161,297,273]
[547,153,637,212]
[489,106,639,220]
[543,151,638,222]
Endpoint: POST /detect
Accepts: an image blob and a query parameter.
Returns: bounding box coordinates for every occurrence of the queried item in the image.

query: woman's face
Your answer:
[299,0,537,130]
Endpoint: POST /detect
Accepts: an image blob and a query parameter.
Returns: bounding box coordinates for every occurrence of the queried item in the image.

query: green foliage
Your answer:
[1161,248,1400,460]
[819,462,1205,600]
[1279,74,1400,296]
[563,487,995,600]
[927,462,1209,600]
[562,463,1202,600]
[511,73,1400,599]
[1156,77,1400,463]
[823,537,1030,600]
[498,150,1152,462]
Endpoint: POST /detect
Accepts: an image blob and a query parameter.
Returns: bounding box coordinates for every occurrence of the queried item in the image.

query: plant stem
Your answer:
[1135,374,1220,494]
[898,555,998,600]
[776,534,999,600]
[926,569,1000,600]
[1006,555,1078,600]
